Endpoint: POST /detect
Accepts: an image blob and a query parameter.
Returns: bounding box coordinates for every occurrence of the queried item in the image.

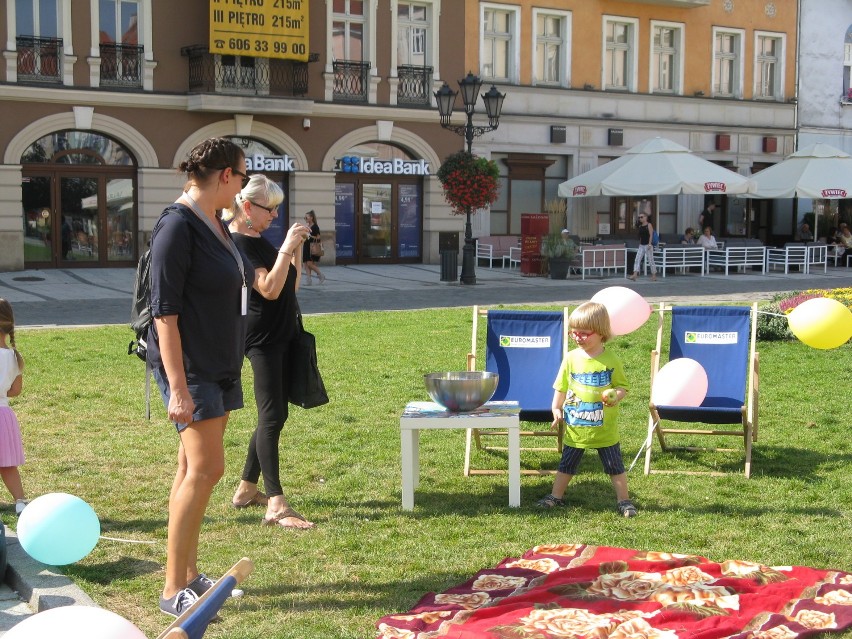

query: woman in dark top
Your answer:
[629,212,658,282]
[301,210,326,285]
[148,137,254,617]
[226,174,314,529]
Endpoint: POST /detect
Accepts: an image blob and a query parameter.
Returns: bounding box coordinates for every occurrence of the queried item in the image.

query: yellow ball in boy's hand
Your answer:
[602,389,618,406]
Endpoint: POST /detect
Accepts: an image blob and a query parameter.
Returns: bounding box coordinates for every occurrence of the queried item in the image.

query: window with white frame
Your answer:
[713,28,744,98]
[87,0,152,89]
[651,21,683,94]
[481,3,519,83]
[215,55,270,95]
[397,2,430,66]
[99,0,138,45]
[98,0,142,87]
[603,16,638,92]
[754,31,784,101]
[845,26,852,100]
[10,0,68,82]
[332,0,366,61]
[533,8,571,87]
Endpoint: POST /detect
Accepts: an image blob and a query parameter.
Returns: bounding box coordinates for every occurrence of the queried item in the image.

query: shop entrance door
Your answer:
[22,170,136,267]
[361,183,392,259]
[334,178,422,263]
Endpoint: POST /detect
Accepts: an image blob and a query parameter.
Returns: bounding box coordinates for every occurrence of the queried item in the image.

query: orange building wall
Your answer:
[464,0,797,100]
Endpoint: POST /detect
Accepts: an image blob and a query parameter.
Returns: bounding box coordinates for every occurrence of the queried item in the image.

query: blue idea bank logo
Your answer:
[339,156,360,173]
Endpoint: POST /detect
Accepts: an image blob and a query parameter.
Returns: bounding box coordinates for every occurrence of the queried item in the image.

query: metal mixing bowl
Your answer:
[423,371,499,412]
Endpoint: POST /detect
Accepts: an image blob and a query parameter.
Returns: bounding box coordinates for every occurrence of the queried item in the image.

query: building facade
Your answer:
[460,0,799,245]
[0,1,803,272]
[0,0,470,272]
[795,0,852,235]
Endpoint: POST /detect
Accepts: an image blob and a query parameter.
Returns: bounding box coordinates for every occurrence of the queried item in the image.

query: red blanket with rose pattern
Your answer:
[376,544,852,639]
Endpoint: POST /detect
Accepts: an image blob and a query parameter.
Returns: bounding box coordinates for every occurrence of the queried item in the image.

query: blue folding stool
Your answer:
[157,558,253,639]
[644,304,759,478]
[464,306,568,475]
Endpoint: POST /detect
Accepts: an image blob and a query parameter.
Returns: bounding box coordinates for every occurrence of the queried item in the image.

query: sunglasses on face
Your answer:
[222,167,250,187]
[249,200,275,213]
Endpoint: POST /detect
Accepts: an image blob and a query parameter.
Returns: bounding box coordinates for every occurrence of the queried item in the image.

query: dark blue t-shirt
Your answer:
[147,204,254,384]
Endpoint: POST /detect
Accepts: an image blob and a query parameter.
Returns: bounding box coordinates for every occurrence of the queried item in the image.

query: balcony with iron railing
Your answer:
[333,59,371,103]
[16,36,62,84]
[99,42,144,89]
[181,46,317,96]
[397,65,433,107]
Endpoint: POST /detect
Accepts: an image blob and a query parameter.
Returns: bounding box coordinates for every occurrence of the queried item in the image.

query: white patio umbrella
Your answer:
[748,143,852,237]
[558,137,754,198]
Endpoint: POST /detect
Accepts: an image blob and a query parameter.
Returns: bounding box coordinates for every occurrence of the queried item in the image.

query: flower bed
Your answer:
[758,287,852,341]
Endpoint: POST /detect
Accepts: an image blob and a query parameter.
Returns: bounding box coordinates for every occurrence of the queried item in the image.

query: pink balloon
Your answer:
[5,606,146,639]
[590,286,652,336]
[651,358,708,407]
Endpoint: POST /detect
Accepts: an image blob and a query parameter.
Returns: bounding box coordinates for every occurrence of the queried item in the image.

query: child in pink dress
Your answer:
[0,298,27,515]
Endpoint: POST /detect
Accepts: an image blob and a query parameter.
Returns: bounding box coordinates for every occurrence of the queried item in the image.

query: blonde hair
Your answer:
[0,298,23,370]
[569,302,613,343]
[224,174,285,222]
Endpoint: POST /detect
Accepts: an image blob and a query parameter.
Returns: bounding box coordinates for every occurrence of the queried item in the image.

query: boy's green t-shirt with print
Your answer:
[552,347,629,449]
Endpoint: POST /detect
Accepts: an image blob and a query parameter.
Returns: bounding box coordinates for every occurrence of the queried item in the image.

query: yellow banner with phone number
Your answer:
[209,0,309,62]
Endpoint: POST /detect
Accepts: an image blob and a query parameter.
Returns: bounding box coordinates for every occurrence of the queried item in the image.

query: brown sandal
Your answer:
[231,491,268,509]
[261,507,315,529]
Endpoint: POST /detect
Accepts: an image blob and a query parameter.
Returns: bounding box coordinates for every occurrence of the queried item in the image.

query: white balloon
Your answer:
[5,606,146,639]
[651,358,709,407]
[590,286,652,336]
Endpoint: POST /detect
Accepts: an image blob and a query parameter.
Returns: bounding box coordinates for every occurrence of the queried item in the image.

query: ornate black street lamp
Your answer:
[435,72,506,284]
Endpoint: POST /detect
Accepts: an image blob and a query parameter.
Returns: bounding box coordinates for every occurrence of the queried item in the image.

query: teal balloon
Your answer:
[17,493,100,565]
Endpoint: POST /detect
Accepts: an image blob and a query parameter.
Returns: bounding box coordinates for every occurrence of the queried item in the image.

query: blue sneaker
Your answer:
[187,573,215,596]
[159,587,198,617]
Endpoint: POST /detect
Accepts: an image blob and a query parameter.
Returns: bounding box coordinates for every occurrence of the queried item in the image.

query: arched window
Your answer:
[20,131,136,267]
[21,130,135,165]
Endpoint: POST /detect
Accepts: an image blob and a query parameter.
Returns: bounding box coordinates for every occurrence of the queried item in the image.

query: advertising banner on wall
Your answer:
[335,183,356,259]
[209,0,309,61]
[398,184,421,258]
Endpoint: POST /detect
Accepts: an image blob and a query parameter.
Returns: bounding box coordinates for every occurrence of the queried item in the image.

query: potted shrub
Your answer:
[540,232,577,279]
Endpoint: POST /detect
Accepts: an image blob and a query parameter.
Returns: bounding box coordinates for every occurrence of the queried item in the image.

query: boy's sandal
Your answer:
[231,491,268,509]
[535,494,566,508]
[262,507,315,529]
[617,500,638,518]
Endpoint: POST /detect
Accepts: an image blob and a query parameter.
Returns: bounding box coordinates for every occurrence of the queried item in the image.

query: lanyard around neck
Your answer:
[181,192,247,288]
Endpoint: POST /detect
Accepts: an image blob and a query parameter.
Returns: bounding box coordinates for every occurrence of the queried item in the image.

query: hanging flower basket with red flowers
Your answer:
[436,151,500,215]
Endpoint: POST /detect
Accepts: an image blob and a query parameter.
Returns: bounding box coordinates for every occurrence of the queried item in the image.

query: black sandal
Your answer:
[536,494,566,508]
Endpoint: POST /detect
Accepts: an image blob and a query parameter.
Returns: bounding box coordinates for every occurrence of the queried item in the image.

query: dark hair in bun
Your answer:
[178,138,244,182]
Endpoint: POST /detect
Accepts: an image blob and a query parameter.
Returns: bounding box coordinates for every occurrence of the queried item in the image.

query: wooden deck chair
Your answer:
[158,557,254,639]
[464,306,568,475]
[643,304,759,478]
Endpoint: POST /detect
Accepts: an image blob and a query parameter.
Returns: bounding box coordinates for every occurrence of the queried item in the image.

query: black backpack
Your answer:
[128,248,151,361]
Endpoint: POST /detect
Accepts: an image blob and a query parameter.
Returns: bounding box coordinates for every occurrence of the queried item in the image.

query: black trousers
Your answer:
[241,345,291,497]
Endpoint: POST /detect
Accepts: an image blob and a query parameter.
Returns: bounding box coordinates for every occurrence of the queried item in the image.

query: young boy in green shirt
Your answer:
[536,301,637,517]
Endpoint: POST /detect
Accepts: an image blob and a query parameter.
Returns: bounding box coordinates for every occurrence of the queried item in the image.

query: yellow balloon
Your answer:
[787,297,852,350]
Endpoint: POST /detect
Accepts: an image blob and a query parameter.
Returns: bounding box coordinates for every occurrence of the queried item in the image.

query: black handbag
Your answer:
[288,314,329,409]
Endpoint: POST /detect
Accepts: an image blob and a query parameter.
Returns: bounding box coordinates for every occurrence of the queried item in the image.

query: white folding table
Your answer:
[399,401,521,510]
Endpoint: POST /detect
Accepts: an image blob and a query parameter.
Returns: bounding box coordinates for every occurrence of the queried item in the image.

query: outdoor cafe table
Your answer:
[400,401,521,510]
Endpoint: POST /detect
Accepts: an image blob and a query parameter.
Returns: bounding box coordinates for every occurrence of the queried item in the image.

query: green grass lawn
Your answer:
[7,306,852,639]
